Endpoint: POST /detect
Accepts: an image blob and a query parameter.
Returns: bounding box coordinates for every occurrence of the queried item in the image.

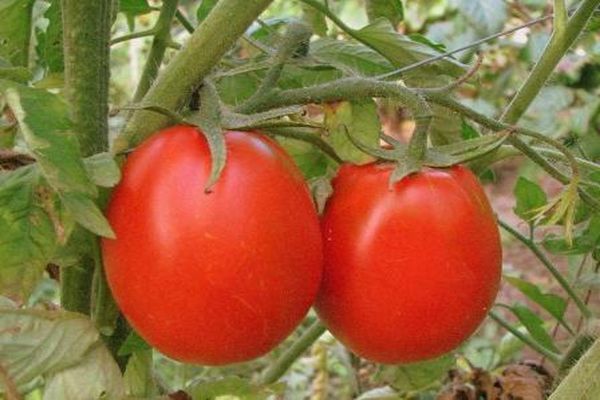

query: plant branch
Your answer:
[498,219,592,319]
[236,22,312,114]
[110,29,156,45]
[489,310,562,363]
[175,9,195,33]
[500,0,600,124]
[376,14,554,80]
[114,0,275,153]
[259,320,326,385]
[132,0,180,103]
[60,0,113,315]
[265,127,342,163]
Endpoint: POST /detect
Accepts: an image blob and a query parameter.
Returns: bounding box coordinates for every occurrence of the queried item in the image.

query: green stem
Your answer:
[265,127,342,163]
[175,9,195,33]
[500,0,600,124]
[499,219,592,319]
[489,310,562,363]
[132,0,180,103]
[259,320,326,385]
[61,0,111,155]
[60,0,113,314]
[110,29,156,45]
[114,0,275,153]
[236,22,312,115]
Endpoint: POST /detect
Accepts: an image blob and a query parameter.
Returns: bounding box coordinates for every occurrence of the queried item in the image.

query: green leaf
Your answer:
[366,0,404,27]
[508,304,560,353]
[543,215,600,255]
[549,338,600,400]
[302,2,327,36]
[311,39,395,77]
[118,331,151,356]
[0,167,63,300]
[83,152,122,188]
[504,276,568,327]
[123,350,158,397]
[324,99,379,163]
[275,135,329,179]
[197,0,218,23]
[188,377,284,400]
[119,0,152,16]
[0,0,35,67]
[1,82,113,237]
[0,66,31,83]
[60,192,114,238]
[354,19,466,79]
[377,354,454,392]
[0,308,121,394]
[514,176,548,223]
[455,0,507,37]
[35,0,63,73]
[43,344,125,400]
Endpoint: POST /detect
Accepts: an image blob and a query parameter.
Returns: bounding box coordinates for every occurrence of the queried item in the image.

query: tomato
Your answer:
[101,126,323,365]
[315,163,502,363]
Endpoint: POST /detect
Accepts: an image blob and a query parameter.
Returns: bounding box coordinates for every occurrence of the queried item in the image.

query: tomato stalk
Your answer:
[498,219,592,319]
[60,0,113,314]
[500,0,600,125]
[236,22,312,115]
[131,0,180,103]
[115,0,275,153]
[489,310,562,363]
[258,320,326,385]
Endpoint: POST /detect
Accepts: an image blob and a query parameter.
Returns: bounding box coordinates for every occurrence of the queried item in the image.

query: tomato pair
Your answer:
[102,126,501,365]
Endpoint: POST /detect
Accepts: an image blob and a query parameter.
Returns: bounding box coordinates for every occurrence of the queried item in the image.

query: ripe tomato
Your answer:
[102,126,323,365]
[316,163,502,363]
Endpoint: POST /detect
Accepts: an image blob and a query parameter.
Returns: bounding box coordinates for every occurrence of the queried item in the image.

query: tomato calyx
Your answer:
[344,124,510,185]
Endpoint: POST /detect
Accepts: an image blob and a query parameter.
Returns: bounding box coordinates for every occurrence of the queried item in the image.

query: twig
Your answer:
[489,310,562,363]
[498,219,591,319]
[418,52,484,93]
[259,320,326,385]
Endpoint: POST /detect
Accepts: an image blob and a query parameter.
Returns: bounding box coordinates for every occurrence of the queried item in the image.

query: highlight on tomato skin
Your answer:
[101,125,324,365]
[315,162,502,364]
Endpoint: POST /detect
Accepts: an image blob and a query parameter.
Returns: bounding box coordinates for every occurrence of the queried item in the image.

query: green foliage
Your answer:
[366,0,404,27]
[549,338,600,400]
[513,176,548,224]
[0,166,65,300]
[0,0,34,67]
[0,306,124,398]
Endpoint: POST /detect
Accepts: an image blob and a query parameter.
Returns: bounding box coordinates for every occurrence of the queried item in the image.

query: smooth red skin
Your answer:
[102,126,323,365]
[316,163,502,364]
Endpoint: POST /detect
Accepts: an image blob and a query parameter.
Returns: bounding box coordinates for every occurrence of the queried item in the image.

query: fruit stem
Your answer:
[259,320,326,385]
[115,0,275,152]
[131,0,180,103]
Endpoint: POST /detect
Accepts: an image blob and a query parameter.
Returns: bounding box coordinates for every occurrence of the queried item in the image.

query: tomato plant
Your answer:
[101,125,323,365]
[316,163,502,363]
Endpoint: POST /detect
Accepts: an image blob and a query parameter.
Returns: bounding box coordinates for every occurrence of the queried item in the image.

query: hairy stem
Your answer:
[500,0,600,124]
[114,0,274,152]
[489,310,562,363]
[499,219,592,319]
[132,0,180,103]
[259,320,326,385]
[60,0,113,314]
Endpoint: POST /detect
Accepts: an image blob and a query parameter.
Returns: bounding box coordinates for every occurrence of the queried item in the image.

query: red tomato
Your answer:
[316,163,502,363]
[102,126,323,365]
